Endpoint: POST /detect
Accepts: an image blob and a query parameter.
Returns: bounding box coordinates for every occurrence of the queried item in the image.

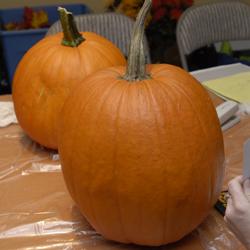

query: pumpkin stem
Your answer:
[58,7,85,47]
[123,0,151,81]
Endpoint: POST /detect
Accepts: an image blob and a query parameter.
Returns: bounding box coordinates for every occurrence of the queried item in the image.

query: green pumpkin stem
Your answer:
[58,7,85,47]
[123,0,151,81]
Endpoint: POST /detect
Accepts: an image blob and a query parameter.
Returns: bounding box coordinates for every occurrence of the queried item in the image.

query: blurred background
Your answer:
[1,0,250,94]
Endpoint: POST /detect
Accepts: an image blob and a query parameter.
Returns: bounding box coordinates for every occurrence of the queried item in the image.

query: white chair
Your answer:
[176,0,250,71]
[46,12,151,63]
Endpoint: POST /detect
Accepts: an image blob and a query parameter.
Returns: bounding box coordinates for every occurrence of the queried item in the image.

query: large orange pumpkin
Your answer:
[12,7,126,149]
[58,0,224,246]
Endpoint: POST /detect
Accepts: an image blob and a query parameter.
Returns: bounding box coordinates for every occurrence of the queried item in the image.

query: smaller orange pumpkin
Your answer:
[12,7,126,149]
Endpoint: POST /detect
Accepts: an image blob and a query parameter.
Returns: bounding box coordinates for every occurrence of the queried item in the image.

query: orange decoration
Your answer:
[58,0,224,246]
[12,7,126,149]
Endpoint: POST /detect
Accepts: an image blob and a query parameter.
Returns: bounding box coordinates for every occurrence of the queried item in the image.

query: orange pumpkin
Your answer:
[12,7,126,149]
[58,0,224,246]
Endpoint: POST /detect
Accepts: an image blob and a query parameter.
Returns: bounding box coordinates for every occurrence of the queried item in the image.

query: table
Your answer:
[1,65,250,249]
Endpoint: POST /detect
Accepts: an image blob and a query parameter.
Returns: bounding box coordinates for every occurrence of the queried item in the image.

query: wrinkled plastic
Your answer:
[197,210,243,250]
[0,97,249,250]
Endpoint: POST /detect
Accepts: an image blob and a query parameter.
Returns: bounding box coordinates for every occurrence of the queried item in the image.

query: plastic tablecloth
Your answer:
[0,94,249,250]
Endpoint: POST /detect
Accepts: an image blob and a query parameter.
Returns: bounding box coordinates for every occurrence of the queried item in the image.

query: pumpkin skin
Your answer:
[58,64,225,246]
[12,30,126,149]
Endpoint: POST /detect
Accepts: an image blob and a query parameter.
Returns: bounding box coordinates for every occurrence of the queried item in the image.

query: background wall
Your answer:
[0,0,108,13]
[0,0,249,13]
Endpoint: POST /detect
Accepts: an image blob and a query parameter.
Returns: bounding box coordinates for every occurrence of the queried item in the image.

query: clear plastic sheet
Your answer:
[0,95,249,250]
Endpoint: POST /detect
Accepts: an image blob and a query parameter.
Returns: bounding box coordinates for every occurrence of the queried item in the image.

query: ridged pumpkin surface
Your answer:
[58,64,225,246]
[12,31,126,149]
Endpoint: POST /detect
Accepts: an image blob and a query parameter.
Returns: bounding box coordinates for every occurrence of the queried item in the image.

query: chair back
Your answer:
[46,12,151,63]
[176,1,250,70]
